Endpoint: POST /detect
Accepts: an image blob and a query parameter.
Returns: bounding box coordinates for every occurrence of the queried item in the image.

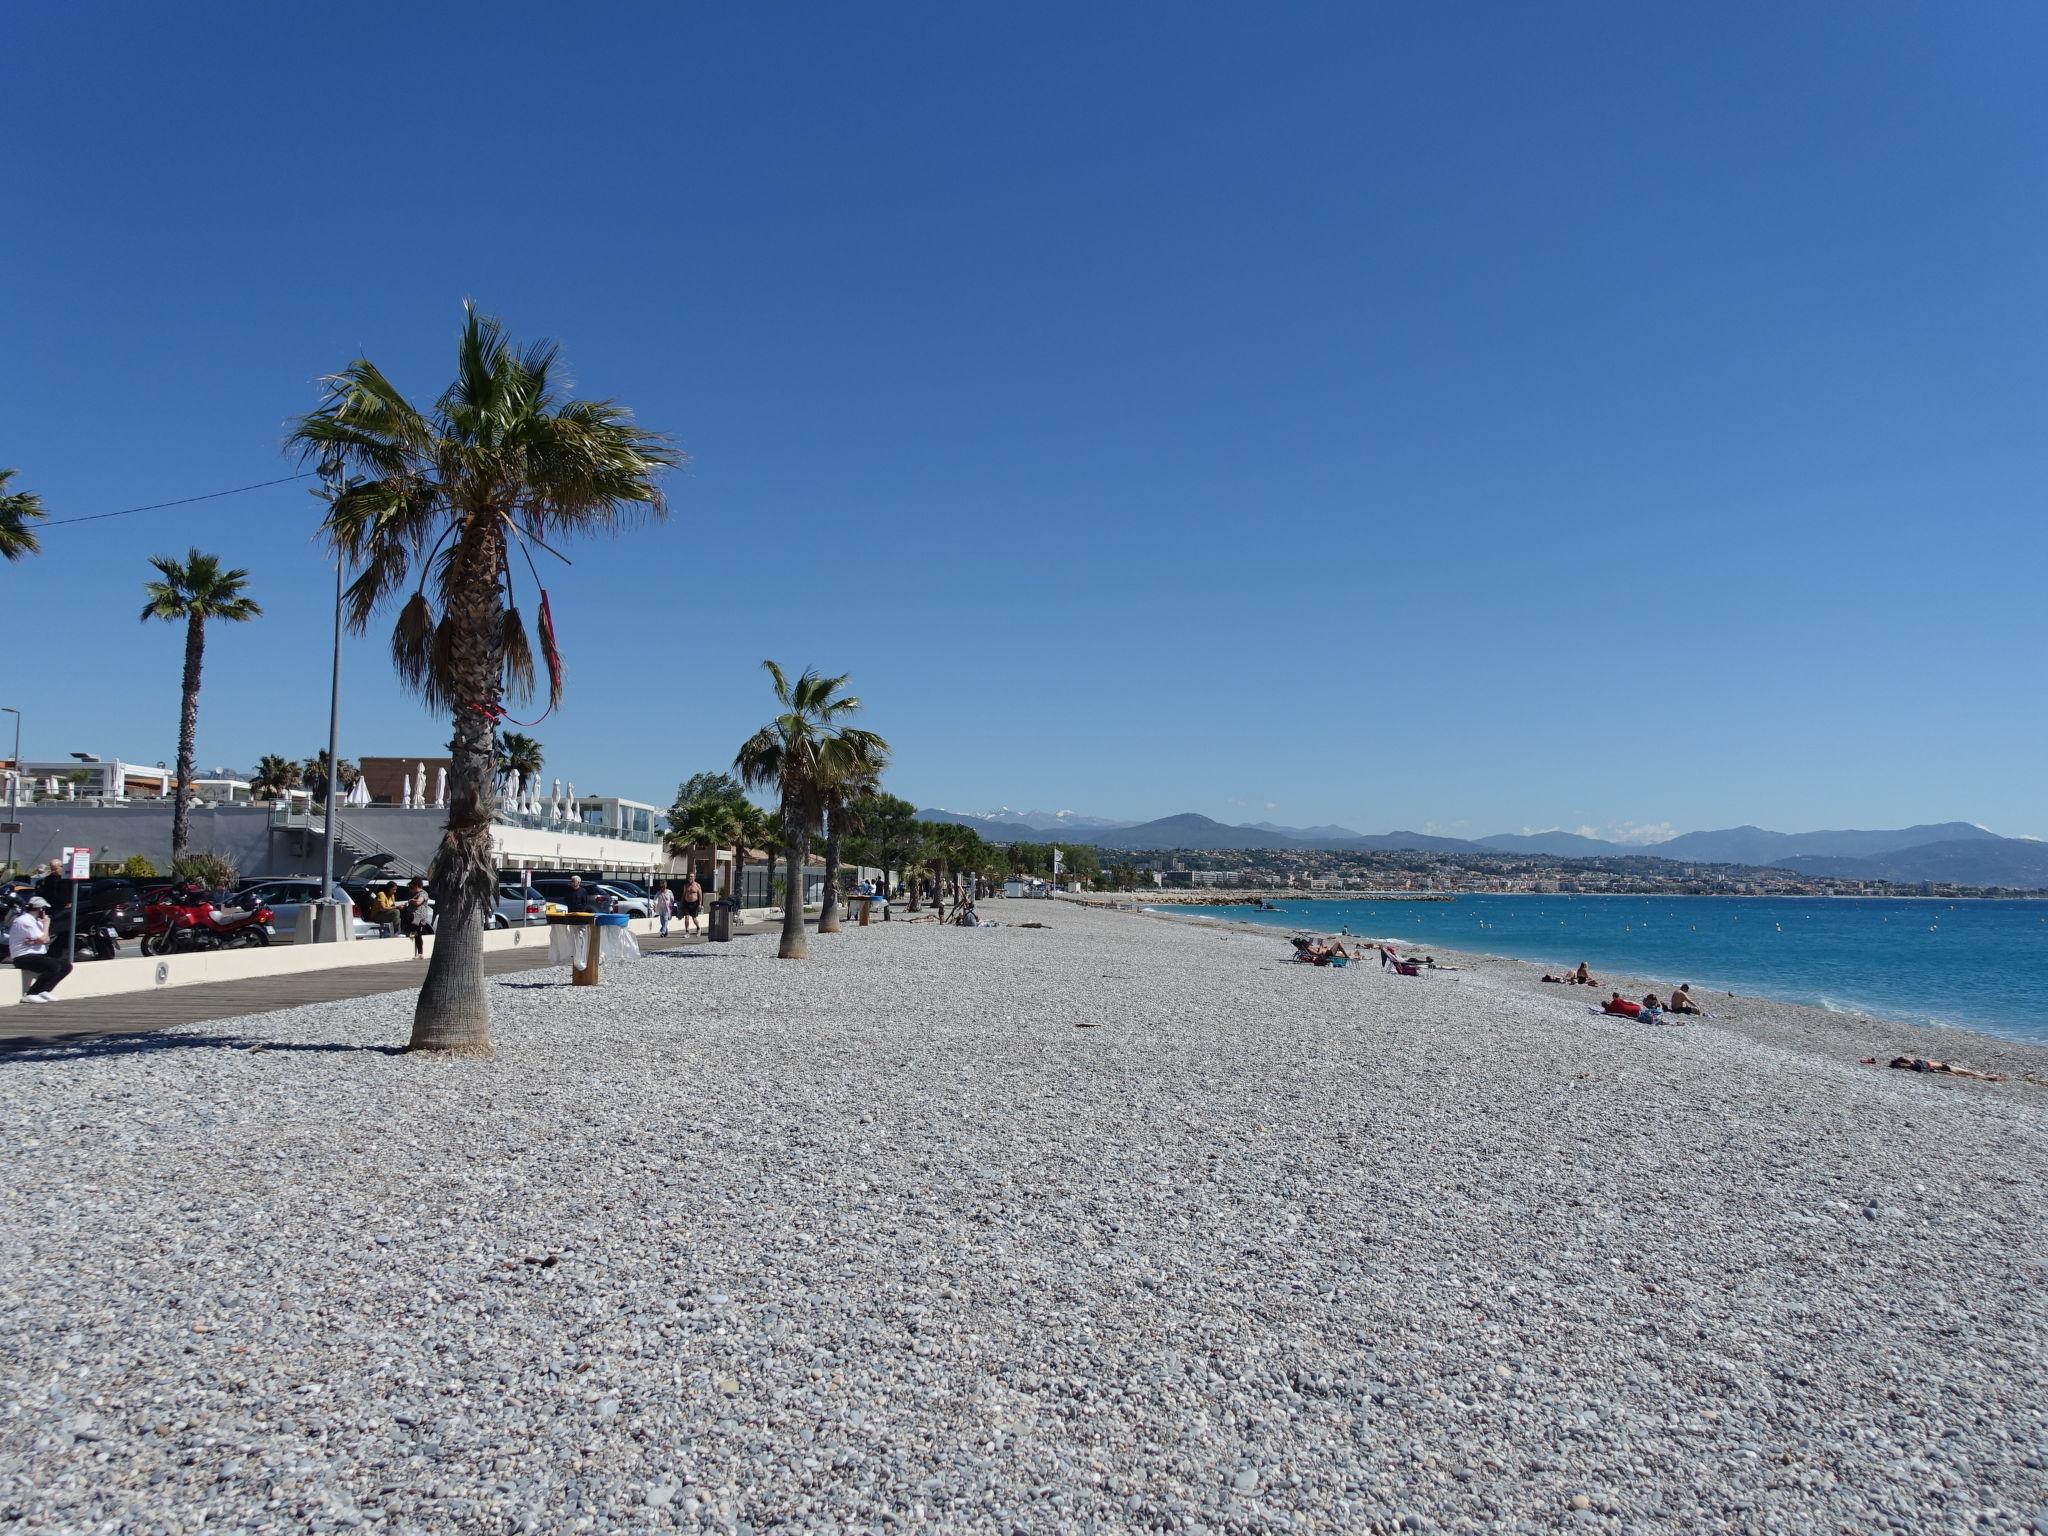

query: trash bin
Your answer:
[708,898,734,943]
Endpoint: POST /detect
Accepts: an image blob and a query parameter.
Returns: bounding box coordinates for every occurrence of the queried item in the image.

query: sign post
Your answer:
[63,845,90,967]
[521,867,533,925]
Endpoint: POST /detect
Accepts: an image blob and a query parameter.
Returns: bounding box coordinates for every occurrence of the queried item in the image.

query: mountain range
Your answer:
[914,809,2045,889]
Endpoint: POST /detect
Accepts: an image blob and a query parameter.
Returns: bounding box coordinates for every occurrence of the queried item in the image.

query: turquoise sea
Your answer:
[1169,894,2048,1043]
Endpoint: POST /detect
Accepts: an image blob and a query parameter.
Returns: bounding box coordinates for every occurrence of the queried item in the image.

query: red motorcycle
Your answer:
[139,888,275,955]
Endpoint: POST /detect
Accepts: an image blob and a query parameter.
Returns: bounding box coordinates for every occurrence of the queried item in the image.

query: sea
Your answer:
[1167,894,2048,1044]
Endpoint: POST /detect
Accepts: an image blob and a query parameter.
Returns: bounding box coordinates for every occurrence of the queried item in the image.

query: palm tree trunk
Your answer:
[818,807,842,934]
[777,794,809,959]
[409,525,504,1056]
[171,614,204,865]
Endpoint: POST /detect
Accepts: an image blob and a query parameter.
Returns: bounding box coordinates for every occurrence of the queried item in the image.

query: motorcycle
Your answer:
[138,891,275,955]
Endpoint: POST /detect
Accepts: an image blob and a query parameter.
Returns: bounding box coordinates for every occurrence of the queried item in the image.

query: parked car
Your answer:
[593,883,653,918]
[495,884,545,926]
[232,878,381,942]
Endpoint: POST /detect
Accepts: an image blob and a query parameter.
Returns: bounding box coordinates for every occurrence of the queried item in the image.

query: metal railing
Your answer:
[270,802,660,845]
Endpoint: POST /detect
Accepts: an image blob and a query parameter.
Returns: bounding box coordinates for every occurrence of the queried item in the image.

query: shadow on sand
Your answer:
[0,1033,406,1064]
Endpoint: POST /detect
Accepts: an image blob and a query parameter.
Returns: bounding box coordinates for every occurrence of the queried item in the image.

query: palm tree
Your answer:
[252,754,302,802]
[0,469,47,561]
[141,549,261,863]
[665,794,739,896]
[735,663,886,960]
[289,303,675,1055]
[816,751,887,934]
[496,731,544,782]
[302,750,361,804]
[731,798,773,909]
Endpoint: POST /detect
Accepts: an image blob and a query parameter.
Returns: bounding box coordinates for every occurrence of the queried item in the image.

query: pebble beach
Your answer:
[3,900,2045,1534]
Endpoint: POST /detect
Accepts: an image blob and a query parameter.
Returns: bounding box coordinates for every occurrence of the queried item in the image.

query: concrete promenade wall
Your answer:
[0,916,673,1007]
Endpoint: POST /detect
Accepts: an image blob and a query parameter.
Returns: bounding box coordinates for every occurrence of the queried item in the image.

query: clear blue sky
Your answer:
[5,3,2043,841]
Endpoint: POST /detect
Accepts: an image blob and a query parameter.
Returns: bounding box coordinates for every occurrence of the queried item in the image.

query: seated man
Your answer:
[1666,984,1705,1015]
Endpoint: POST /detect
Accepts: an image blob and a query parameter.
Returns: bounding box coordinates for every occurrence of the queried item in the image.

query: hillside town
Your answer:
[1114,844,2039,900]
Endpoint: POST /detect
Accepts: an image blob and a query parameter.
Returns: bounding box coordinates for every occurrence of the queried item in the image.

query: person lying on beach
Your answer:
[1601,992,1642,1018]
[1289,937,1355,965]
[1546,963,1598,985]
[1639,993,1668,1024]
[1879,1056,2006,1082]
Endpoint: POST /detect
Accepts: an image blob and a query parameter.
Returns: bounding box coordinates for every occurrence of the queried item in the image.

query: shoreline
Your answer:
[1105,896,2048,1087]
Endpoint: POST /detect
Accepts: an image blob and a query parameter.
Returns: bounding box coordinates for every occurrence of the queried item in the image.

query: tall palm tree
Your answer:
[0,469,47,561]
[289,303,675,1055]
[496,731,544,782]
[141,549,261,863]
[816,752,887,934]
[735,662,886,960]
[252,754,302,802]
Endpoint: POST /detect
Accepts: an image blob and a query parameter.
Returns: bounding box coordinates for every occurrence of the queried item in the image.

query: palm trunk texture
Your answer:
[409,523,504,1055]
[777,795,809,959]
[817,810,842,933]
[171,614,204,865]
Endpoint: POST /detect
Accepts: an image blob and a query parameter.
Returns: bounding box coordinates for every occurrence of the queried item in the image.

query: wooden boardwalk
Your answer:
[0,922,767,1050]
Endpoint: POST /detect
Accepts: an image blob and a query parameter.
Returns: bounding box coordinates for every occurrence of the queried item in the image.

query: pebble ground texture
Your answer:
[3,902,2045,1535]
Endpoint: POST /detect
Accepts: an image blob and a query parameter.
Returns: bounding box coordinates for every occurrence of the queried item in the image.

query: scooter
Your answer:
[139,891,275,954]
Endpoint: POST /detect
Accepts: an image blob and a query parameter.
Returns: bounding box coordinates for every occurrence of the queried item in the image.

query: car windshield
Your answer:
[605,882,649,896]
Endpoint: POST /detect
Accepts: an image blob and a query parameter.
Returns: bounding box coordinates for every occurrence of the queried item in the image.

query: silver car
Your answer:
[231,879,381,942]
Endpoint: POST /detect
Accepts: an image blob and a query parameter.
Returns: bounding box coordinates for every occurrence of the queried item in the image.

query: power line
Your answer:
[38,471,317,528]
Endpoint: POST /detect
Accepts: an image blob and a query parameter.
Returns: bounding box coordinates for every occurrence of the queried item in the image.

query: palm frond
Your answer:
[500,607,536,703]
[391,592,439,702]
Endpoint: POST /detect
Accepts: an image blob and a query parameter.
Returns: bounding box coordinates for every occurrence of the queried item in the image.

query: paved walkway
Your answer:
[0,921,776,1050]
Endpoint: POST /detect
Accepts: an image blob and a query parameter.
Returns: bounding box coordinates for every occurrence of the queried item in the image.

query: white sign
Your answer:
[65,846,91,881]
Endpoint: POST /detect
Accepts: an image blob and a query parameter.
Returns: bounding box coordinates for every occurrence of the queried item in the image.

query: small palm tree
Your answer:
[496,731,544,782]
[665,794,739,898]
[735,662,887,959]
[0,469,47,561]
[289,303,675,1055]
[816,752,887,934]
[252,754,302,802]
[302,750,361,803]
[731,798,773,909]
[141,549,261,862]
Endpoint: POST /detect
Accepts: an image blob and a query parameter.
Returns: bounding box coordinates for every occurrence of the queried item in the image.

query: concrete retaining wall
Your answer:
[1,916,670,1007]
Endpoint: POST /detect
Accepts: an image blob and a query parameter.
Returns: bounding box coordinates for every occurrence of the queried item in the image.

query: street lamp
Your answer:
[1,707,18,877]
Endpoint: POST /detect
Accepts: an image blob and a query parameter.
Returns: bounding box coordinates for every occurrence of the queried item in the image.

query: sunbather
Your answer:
[1601,992,1641,1018]
[1885,1056,2005,1082]
[1666,984,1705,1015]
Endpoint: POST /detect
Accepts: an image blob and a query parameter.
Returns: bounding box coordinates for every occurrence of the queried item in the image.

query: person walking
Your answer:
[9,894,70,1001]
[680,874,702,935]
[655,883,674,938]
[400,877,434,959]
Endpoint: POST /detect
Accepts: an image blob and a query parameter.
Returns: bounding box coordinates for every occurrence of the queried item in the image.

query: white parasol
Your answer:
[434,766,447,808]
[400,772,414,809]
[347,776,371,808]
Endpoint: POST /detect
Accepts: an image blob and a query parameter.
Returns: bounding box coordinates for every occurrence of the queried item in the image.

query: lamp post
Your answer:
[1,707,18,877]
[316,462,346,939]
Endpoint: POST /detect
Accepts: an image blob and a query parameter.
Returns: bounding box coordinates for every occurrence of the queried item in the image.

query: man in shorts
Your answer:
[680,875,703,934]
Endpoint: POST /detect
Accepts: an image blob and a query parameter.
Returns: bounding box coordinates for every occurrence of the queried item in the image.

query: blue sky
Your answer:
[4,3,2043,841]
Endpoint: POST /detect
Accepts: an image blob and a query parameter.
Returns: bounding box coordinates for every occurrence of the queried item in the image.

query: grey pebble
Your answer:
[0,904,2041,1534]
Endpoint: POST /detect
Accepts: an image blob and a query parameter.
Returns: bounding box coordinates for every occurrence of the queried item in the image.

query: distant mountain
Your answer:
[1653,822,1997,866]
[1087,813,1305,851]
[1776,837,2048,890]
[914,805,2033,885]
[1246,821,1365,840]
[920,806,1135,834]
[1478,830,1632,856]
